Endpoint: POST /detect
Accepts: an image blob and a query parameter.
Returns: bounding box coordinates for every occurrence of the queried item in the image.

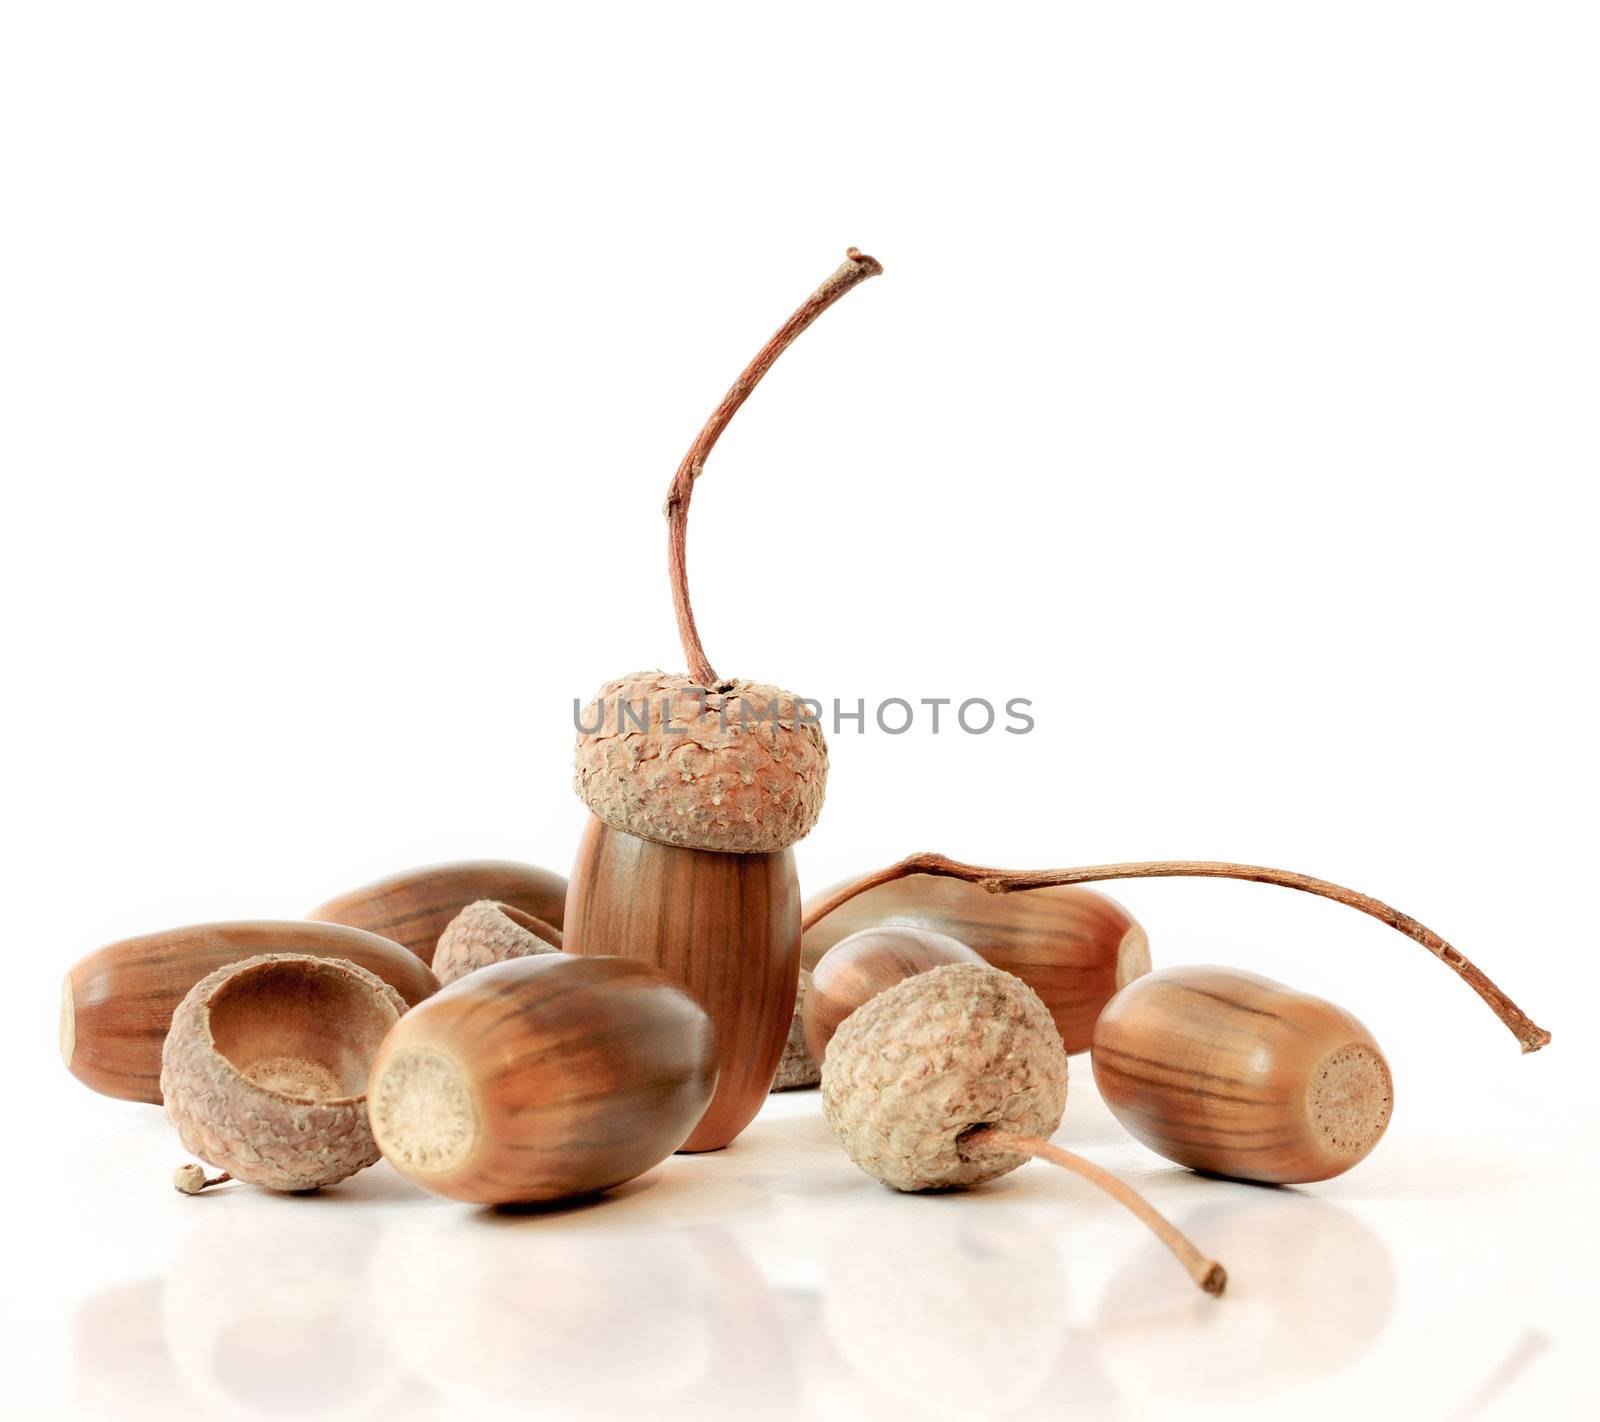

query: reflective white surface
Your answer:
[22,1044,1588,1421]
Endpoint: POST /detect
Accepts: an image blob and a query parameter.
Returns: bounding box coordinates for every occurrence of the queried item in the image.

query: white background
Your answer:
[3,4,1596,1419]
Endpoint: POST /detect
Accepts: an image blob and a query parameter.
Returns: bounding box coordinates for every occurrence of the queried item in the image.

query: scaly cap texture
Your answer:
[433,900,562,986]
[161,953,405,1191]
[574,670,827,853]
[821,962,1068,1192]
[771,969,821,1091]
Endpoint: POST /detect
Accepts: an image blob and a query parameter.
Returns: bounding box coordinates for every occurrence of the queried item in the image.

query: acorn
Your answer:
[564,248,883,1151]
[161,954,406,1191]
[1092,966,1396,1184]
[803,875,1150,1054]
[432,900,562,985]
[308,858,567,967]
[802,925,984,1064]
[823,962,1226,1295]
[62,919,437,1104]
[367,952,718,1204]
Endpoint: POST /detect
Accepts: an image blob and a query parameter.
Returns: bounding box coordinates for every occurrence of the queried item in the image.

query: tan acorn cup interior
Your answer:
[1093,967,1395,1184]
[564,248,884,1152]
[61,919,438,1104]
[163,954,407,1193]
[308,859,568,967]
[803,876,1150,1054]
[803,853,1550,1054]
[803,925,984,1063]
[822,962,1226,1296]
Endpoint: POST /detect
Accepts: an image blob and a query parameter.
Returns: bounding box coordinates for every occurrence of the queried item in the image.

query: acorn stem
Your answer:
[970,1128,1226,1295]
[799,854,1550,1053]
[664,247,884,685]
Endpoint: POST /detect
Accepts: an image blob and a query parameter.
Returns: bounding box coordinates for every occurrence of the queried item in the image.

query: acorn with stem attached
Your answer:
[823,961,1227,1296]
[564,248,884,1151]
[803,852,1550,1054]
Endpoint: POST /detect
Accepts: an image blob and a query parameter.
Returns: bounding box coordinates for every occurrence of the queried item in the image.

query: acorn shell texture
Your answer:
[161,954,407,1191]
[432,901,562,986]
[770,969,821,1091]
[573,670,828,853]
[61,919,438,1104]
[821,962,1068,1192]
[307,859,568,967]
[367,953,718,1205]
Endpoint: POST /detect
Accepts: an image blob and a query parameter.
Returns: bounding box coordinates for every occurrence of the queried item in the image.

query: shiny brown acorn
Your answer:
[1092,966,1395,1184]
[368,953,718,1204]
[803,875,1150,1054]
[802,925,983,1063]
[308,859,567,967]
[62,920,438,1104]
[564,249,883,1152]
[163,953,407,1191]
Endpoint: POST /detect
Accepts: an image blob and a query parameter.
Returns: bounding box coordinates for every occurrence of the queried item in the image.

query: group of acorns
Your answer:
[60,250,1547,1300]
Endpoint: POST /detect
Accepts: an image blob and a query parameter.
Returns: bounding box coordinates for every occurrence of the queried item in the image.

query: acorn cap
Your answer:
[574,670,828,853]
[770,969,821,1092]
[821,962,1068,1192]
[433,901,563,986]
[160,953,406,1191]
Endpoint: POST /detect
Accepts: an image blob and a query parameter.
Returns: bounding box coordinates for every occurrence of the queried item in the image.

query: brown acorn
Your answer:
[1092,966,1395,1184]
[564,249,883,1151]
[62,919,438,1104]
[368,953,718,1205]
[162,954,406,1191]
[308,859,567,967]
[802,925,984,1064]
[803,875,1150,1055]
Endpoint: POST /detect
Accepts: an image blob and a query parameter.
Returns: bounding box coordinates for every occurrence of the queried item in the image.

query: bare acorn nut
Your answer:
[770,969,820,1091]
[803,875,1150,1055]
[566,818,799,1150]
[432,900,562,985]
[368,953,718,1204]
[823,963,1225,1295]
[161,954,406,1191]
[307,859,568,967]
[62,920,438,1104]
[803,926,985,1064]
[1092,966,1396,1184]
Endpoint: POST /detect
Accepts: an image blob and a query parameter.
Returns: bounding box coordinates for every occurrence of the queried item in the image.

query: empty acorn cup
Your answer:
[161,953,407,1192]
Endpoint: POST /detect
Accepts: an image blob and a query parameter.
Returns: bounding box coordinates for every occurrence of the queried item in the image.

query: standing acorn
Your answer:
[564,248,883,1151]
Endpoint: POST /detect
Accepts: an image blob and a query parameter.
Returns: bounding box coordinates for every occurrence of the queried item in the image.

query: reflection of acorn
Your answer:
[371,1219,710,1408]
[161,954,405,1191]
[818,1209,1069,1422]
[164,1209,403,1421]
[1099,1194,1396,1395]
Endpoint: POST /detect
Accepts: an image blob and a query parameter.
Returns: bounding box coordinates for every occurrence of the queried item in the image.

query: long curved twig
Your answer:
[664,248,883,685]
[802,853,1550,1052]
